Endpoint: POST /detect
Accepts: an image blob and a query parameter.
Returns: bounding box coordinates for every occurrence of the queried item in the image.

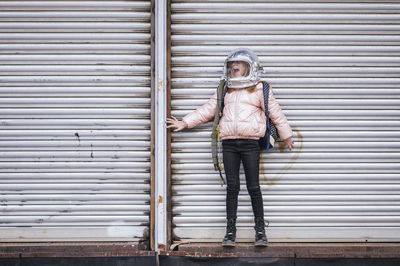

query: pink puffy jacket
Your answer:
[182,82,293,141]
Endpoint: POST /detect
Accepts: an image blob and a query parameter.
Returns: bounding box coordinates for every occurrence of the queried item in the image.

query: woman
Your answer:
[166,48,294,246]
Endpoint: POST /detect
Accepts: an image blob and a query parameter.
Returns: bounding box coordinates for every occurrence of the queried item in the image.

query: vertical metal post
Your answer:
[154,0,167,252]
[149,0,156,251]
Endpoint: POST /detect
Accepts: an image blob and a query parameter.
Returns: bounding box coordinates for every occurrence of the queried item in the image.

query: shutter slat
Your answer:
[0,0,151,242]
[170,0,400,242]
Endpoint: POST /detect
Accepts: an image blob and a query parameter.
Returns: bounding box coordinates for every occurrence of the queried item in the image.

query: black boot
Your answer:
[222,218,236,247]
[254,217,268,246]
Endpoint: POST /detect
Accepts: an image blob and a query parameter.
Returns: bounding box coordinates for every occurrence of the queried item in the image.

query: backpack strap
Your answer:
[261,81,272,152]
[211,80,227,186]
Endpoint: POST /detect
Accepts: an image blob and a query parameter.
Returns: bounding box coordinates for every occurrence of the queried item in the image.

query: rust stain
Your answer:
[279,141,285,153]
[158,243,166,251]
[158,79,163,92]
[157,195,163,206]
[260,127,303,186]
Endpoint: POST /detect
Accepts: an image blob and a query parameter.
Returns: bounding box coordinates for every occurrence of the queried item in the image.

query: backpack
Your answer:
[258,81,280,151]
[211,80,279,185]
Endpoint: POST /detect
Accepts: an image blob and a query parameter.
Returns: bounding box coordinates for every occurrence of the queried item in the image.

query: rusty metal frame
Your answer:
[150,0,156,252]
[153,0,168,252]
[0,242,153,258]
[159,243,400,259]
[166,0,173,252]
[150,0,171,252]
[1,242,399,259]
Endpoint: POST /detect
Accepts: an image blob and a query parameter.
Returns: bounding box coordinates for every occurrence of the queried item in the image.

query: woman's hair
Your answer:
[246,84,257,92]
[227,82,259,94]
[243,64,250,77]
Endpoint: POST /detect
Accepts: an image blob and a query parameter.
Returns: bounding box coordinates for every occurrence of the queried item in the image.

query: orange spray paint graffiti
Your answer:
[259,128,303,187]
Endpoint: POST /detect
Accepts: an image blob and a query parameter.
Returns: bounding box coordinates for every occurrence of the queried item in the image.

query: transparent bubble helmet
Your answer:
[223,48,263,89]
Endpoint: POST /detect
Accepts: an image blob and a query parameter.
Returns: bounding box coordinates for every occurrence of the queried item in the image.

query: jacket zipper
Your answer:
[233,90,240,138]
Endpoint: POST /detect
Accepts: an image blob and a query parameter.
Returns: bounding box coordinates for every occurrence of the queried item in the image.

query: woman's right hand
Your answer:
[283,137,294,151]
[166,116,187,132]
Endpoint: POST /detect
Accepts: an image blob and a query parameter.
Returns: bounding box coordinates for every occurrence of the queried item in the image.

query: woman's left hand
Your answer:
[166,116,187,132]
[283,137,294,151]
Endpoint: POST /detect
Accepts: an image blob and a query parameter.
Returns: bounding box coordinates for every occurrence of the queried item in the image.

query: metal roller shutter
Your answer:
[170,1,400,242]
[0,1,152,241]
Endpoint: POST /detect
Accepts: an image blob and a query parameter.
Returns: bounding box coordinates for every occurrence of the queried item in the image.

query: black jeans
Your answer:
[222,139,264,220]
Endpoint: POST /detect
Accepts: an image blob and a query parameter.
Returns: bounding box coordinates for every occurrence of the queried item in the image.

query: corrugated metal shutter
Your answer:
[170,1,400,242]
[0,1,152,241]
